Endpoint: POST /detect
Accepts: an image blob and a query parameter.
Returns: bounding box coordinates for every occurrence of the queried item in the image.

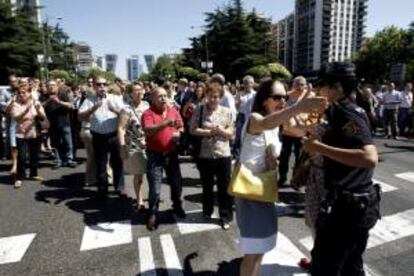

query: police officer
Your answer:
[302,62,381,276]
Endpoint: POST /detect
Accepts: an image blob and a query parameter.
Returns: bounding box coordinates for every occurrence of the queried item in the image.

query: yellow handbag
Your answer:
[228,130,279,203]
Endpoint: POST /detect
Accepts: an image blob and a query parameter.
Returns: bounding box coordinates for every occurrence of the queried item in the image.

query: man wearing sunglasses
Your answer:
[79,77,125,200]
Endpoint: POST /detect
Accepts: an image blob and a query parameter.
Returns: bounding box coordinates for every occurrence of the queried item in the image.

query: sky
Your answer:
[41,0,414,78]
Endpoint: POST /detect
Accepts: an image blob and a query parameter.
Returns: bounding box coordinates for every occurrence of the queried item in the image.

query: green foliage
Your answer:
[245,65,271,79]
[49,69,71,81]
[85,68,117,82]
[0,3,77,84]
[176,66,201,80]
[138,73,152,82]
[0,2,43,83]
[197,73,210,82]
[151,55,176,81]
[181,0,277,81]
[353,25,414,83]
[268,63,292,80]
[245,63,291,81]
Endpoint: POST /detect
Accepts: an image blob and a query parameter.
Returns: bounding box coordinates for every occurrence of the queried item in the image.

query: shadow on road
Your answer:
[35,172,178,227]
[136,253,305,275]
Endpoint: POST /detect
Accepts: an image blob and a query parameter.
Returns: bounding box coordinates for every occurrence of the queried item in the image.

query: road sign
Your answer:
[390,63,406,82]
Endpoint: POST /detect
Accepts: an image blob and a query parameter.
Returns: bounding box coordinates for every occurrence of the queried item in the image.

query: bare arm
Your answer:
[78,101,101,121]
[143,120,172,137]
[117,111,129,146]
[303,140,378,169]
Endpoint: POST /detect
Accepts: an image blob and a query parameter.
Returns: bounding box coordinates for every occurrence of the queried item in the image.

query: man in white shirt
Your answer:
[383,82,401,139]
[398,82,413,136]
[234,75,256,156]
[210,73,237,115]
[79,77,125,200]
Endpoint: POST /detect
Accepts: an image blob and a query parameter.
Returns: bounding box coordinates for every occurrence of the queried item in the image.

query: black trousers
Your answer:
[16,137,40,179]
[278,135,302,185]
[91,131,124,196]
[199,157,233,222]
[311,196,380,276]
[383,109,398,137]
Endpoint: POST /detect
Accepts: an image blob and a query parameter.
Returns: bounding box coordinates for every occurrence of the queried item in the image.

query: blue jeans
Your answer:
[398,108,412,135]
[49,125,73,164]
[232,113,246,157]
[146,150,183,216]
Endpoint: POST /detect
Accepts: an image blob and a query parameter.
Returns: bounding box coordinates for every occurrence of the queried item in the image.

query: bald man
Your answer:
[142,87,186,231]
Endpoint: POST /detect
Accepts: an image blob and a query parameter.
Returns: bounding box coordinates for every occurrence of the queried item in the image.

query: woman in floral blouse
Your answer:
[117,83,149,210]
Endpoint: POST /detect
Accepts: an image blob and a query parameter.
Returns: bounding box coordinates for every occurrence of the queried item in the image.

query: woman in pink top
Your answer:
[10,83,46,188]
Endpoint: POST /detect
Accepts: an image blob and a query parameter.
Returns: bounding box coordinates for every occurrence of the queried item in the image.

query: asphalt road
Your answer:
[0,137,413,276]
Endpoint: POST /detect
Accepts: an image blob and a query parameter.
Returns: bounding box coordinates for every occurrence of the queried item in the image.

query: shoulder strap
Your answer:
[198,105,204,128]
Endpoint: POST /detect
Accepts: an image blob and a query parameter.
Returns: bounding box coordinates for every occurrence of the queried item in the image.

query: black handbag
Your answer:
[190,105,204,159]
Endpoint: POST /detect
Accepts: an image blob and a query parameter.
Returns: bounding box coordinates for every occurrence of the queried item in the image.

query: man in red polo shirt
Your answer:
[142,87,186,231]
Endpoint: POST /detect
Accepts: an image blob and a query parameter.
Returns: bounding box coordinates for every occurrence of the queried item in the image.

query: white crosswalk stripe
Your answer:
[0,233,36,265]
[0,175,410,275]
[138,237,156,276]
[261,233,308,275]
[160,234,183,275]
[395,172,414,183]
[176,210,221,234]
[367,208,414,248]
[373,179,398,192]
[80,220,132,251]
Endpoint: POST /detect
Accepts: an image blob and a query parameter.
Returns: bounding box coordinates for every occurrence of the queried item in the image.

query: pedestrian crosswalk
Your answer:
[80,220,132,251]
[0,233,36,265]
[0,173,412,275]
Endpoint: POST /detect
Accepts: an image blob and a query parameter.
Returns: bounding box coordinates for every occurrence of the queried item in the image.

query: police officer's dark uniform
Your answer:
[310,62,381,276]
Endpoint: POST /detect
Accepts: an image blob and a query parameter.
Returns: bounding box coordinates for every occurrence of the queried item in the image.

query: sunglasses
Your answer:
[95,83,107,87]
[270,94,288,101]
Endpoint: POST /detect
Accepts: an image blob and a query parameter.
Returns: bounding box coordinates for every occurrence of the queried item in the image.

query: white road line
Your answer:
[176,210,221,235]
[261,233,308,275]
[367,208,414,248]
[373,179,398,193]
[80,220,132,251]
[0,233,36,265]
[138,237,156,276]
[300,208,414,251]
[160,234,183,275]
[395,172,414,183]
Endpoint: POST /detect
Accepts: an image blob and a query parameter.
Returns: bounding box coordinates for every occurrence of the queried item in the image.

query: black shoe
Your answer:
[64,161,77,168]
[146,214,158,231]
[203,213,213,221]
[52,164,61,170]
[173,207,186,219]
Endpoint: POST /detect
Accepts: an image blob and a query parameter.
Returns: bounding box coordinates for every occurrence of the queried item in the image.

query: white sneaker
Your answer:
[14,180,22,189]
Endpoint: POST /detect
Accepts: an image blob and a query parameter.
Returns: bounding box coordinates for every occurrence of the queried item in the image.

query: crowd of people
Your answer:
[0,62,413,276]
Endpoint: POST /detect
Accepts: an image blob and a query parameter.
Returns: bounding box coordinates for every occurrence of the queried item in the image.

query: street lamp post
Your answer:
[40,15,63,80]
[191,25,212,73]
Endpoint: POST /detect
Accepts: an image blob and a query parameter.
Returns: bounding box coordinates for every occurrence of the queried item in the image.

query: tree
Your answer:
[268,63,292,80]
[176,66,200,80]
[151,55,176,81]
[353,26,413,83]
[181,0,277,81]
[49,69,71,81]
[138,73,152,82]
[0,2,78,84]
[0,2,43,83]
[245,65,271,79]
[84,68,117,82]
